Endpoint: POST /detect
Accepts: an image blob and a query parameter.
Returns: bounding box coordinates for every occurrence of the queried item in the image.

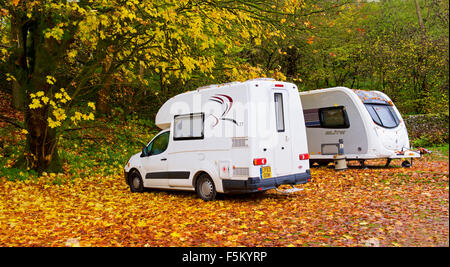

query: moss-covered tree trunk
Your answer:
[10,9,63,173]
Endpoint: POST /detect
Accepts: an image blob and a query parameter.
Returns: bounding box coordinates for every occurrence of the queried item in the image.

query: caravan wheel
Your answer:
[401,160,411,168]
[195,173,217,201]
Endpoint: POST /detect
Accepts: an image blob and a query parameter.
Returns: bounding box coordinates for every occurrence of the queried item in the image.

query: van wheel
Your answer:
[129,170,144,193]
[195,173,216,201]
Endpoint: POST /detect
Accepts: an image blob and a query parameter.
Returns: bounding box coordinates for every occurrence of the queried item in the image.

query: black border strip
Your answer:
[145,171,190,179]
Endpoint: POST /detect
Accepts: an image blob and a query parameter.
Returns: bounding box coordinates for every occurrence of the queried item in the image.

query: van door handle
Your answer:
[161,158,167,161]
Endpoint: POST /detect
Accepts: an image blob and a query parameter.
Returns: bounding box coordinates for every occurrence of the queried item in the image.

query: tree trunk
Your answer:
[12,80,25,110]
[10,12,63,173]
[414,0,426,32]
[96,53,114,115]
[414,0,429,113]
[21,104,62,173]
[10,11,25,110]
[96,79,112,115]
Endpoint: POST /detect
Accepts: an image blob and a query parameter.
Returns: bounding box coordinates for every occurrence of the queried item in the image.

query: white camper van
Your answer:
[124,78,311,201]
[299,87,420,168]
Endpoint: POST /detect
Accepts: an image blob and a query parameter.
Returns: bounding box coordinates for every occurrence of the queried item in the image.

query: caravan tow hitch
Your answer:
[275,185,304,194]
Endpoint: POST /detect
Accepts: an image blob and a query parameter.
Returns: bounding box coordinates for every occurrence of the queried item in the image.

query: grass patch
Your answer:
[424,143,449,161]
[0,115,159,182]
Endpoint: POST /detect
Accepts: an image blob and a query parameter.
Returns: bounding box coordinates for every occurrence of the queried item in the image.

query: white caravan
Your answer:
[299,87,420,167]
[124,78,311,201]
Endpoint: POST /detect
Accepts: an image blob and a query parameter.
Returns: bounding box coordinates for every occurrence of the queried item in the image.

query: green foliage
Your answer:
[0,0,448,174]
[405,113,449,146]
[0,167,38,182]
[411,135,434,148]
[247,0,449,115]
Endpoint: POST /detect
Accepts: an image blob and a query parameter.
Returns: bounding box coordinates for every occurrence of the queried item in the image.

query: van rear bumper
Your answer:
[222,170,311,194]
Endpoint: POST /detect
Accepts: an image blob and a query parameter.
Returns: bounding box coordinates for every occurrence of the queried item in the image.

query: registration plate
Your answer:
[260,166,272,179]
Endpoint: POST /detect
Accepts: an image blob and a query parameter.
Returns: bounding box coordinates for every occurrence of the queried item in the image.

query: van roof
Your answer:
[155,78,294,129]
[180,78,278,94]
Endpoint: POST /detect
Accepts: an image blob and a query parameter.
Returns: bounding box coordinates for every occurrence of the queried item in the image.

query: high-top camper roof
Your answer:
[155,78,283,129]
[155,81,245,129]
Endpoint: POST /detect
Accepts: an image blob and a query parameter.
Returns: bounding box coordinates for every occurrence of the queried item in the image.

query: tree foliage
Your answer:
[0,0,293,172]
[0,0,448,173]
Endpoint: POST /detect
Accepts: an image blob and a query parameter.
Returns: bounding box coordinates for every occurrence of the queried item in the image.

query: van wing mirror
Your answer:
[141,146,149,157]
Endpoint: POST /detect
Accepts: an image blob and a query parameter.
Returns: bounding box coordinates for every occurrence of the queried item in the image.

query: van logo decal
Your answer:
[208,94,239,126]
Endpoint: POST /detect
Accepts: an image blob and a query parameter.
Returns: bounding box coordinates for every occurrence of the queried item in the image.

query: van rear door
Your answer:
[272,90,293,176]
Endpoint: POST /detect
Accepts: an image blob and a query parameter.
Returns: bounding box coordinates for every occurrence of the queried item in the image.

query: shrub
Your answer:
[405,113,449,146]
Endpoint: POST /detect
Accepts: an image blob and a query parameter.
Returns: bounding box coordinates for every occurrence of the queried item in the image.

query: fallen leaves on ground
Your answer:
[0,157,448,247]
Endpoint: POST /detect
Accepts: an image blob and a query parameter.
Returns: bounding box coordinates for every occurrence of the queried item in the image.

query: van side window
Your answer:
[173,113,204,140]
[150,131,170,156]
[303,106,350,128]
[274,93,285,132]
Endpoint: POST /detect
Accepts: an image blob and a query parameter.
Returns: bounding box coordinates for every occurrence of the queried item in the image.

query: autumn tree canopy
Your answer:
[0,0,448,173]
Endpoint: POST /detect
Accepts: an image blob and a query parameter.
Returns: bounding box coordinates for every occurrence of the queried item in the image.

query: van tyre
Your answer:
[129,170,144,193]
[196,173,216,201]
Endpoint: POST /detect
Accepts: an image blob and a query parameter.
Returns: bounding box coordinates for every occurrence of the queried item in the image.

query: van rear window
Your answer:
[274,93,285,132]
[173,113,204,140]
[365,104,399,128]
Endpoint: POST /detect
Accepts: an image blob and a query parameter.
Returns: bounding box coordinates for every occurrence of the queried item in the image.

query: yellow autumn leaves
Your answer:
[28,76,95,129]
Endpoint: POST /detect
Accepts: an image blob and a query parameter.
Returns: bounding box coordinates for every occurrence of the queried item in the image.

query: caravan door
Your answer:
[272,90,293,176]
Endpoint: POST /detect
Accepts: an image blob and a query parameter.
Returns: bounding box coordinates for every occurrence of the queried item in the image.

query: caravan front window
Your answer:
[365,104,400,128]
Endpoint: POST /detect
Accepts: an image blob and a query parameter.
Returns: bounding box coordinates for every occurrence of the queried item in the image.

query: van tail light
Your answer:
[299,153,310,160]
[274,84,284,87]
[253,158,267,166]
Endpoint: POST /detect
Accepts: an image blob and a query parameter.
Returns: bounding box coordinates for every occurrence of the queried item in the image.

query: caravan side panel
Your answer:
[301,89,370,159]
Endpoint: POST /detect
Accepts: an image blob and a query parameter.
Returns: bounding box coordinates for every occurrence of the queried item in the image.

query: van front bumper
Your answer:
[222,170,311,194]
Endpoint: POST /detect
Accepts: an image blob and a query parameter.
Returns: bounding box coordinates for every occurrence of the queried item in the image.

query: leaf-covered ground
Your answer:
[0,93,448,247]
[0,154,448,247]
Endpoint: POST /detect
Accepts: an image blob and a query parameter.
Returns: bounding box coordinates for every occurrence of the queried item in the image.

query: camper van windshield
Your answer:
[365,104,400,128]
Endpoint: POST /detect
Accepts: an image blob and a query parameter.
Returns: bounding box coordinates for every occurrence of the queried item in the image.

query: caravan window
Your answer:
[173,113,204,140]
[274,93,285,132]
[319,106,350,128]
[365,104,399,128]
